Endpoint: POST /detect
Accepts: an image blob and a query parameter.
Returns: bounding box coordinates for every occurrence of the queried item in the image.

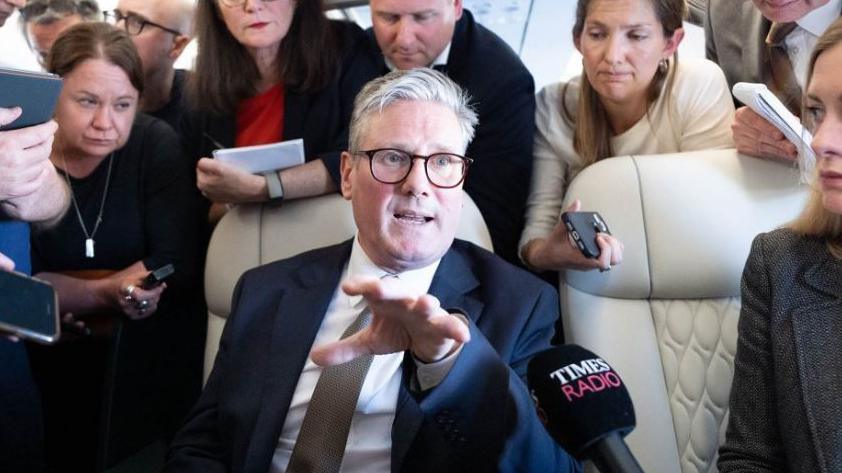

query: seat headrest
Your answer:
[562,149,807,299]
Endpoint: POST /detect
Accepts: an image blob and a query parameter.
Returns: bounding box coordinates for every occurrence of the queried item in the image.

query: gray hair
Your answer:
[19,0,100,24]
[348,68,478,153]
[19,0,100,46]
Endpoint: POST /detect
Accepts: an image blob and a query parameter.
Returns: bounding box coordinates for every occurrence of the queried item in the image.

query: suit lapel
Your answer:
[428,245,484,322]
[390,244,483,471]
[791,255,842,472]
[243,242,352,472]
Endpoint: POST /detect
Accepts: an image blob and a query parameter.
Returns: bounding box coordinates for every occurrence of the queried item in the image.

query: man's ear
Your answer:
[340,151,355,201]
[663,27,684,58]
[453,0,463,20]
[169,34,192,60]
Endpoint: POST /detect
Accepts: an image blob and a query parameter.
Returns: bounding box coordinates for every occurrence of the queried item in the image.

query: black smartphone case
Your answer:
[561,211,611,259]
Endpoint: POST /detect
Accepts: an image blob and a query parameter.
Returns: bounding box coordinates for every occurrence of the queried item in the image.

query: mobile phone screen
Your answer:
[0,271,60,344]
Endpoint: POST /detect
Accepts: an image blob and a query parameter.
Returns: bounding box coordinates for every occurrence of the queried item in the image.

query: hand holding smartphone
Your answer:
[561,211,611,259]
[141,264,174,289]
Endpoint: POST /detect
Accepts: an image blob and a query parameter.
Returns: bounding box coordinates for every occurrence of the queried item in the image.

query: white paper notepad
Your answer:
[212,138,305,174]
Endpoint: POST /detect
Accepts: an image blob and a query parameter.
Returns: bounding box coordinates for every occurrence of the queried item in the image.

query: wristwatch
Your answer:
[264,171,284,203]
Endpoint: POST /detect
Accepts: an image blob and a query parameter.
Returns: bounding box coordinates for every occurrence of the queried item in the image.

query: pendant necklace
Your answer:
[60,152,115,258]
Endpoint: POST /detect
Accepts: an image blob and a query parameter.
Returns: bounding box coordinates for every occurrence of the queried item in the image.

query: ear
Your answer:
[169,34,191,60]
[662,27,684,58]
[340,151,355,201]
[453,0,463,20]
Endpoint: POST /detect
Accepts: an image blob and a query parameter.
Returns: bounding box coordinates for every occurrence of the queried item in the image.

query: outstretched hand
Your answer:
[310,275,470,367]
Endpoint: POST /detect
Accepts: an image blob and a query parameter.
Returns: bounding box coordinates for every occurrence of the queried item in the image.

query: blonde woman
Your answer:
[719,17,842,473]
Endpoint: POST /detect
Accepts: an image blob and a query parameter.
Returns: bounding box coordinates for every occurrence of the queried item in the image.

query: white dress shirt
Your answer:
[785,0,841,89]
[270,237,447,473]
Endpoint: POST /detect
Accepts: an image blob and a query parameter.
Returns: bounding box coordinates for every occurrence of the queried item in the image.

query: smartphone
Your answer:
[0,270,60,344]
[141,264,175,289]
[0,67,63,131]
[561,211,611,259]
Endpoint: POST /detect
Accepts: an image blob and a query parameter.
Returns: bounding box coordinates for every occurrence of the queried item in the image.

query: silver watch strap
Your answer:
[264,171,284,201]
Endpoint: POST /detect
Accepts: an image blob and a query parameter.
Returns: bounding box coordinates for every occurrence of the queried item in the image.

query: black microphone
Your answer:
[527,344,644,473]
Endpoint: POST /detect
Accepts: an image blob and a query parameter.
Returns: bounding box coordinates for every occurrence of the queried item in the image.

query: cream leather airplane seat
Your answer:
[559,149,807,473]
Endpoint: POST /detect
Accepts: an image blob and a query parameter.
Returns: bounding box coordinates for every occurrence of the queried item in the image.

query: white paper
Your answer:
[732,82,815,164]
[212,138,305,174]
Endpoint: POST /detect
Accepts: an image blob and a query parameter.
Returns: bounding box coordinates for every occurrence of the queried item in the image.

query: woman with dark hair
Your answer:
[28,22,200,471]
[183,0,378,223]
[519,0,735,273]
[719,17,842,473]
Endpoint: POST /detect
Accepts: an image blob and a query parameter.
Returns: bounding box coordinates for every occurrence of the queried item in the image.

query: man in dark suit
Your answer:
[706,0,840,161]
[164,69,579,473]
[365,0,535,267]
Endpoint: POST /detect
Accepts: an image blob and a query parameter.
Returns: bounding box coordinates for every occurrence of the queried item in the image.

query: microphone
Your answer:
[527,344,644,473]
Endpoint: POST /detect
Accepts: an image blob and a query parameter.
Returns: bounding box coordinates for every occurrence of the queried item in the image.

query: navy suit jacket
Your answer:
[365,9,536,266]
[164,239,580,473]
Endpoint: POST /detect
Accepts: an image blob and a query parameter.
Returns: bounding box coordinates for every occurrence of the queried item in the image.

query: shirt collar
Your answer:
[383,41,452,72]
[346,236,441,309]
[797,0,841,37]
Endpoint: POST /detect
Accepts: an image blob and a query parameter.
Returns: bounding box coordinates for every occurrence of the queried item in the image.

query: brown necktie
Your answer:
[766,21,802,117]
[286,308,373,473]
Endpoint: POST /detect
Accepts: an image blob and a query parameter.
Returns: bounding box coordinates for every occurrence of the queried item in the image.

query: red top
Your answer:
[235,82,285,147]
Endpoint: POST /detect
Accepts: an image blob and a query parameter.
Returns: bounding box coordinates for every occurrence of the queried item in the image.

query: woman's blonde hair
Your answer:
[789,17,842,258]
[563,0,685,166]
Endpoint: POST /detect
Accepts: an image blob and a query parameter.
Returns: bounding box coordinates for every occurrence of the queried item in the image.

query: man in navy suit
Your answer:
[164,69,579,472]
[366,0,535,267]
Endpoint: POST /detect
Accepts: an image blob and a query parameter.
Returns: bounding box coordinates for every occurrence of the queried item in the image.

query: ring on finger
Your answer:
[125,284,137,298]
[136,299,150,310]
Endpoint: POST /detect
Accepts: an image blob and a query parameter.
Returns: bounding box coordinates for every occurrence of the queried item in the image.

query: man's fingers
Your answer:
[564,199,581,213]
[3,120,58,149]
[0,252,14,271]
[0,107,22,127]
[310,331,372,367]
[342,275,416,302]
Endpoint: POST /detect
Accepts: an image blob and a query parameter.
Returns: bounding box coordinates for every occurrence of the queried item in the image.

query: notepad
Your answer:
[732,82,815,161]
[0,67,63,131]
[212,139,305,174]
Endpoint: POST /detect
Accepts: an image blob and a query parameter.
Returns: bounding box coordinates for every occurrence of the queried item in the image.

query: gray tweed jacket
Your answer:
[705,0,771,92]
[719,228,842,472]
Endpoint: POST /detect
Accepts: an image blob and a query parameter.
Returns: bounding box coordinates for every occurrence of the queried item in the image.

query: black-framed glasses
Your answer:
[218,0,283,8]
[103,9,181,36]
[355,148,473,189]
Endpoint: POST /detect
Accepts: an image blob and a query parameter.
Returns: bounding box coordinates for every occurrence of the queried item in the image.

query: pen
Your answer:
[203,132,226,150]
